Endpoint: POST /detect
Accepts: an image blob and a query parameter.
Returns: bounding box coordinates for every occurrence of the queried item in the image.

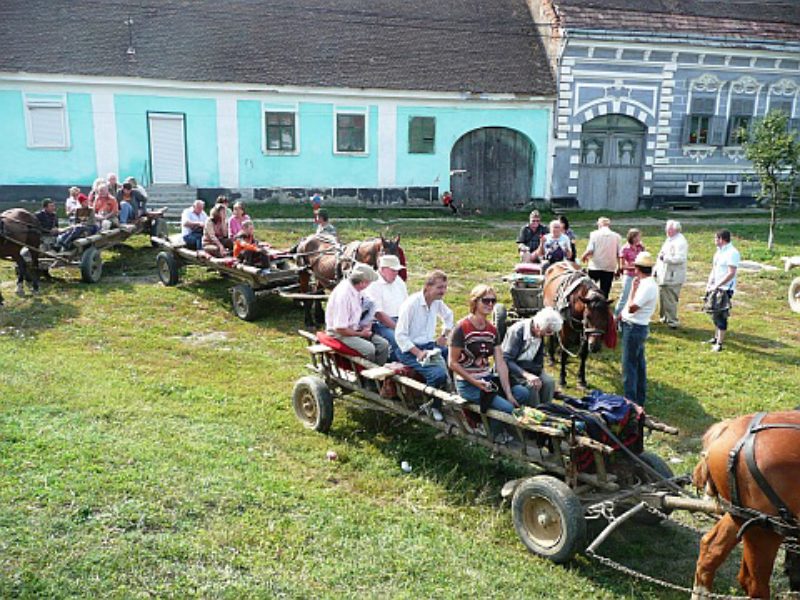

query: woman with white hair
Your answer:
[501,307,563,406]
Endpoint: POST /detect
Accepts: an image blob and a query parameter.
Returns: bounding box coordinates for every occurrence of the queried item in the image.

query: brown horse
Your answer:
[294,234,404,327]
[542,261,612,388]
[0,208,42,305]
[692,411,800,599]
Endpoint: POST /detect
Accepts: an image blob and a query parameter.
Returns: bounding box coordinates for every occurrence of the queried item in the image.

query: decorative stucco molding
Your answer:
[691,73,724,93]
[682,145,716,162]
[730,75,760,95]
[722,146,748,162]
[770,78,799,96]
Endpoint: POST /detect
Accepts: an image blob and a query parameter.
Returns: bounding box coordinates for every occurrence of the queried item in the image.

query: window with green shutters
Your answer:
[409,116,435,154]
[265,111,296,151]
[336,113,366,152]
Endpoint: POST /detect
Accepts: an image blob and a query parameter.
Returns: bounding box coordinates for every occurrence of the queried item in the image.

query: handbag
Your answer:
[703,288,732,314]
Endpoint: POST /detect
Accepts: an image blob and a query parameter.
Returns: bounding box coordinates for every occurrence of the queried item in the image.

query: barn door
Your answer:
[450,127,534,209]
[148,112,187,185]
[577,115,644,211]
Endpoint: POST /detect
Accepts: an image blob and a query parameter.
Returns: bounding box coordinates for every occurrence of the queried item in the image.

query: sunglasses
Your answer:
[480,297,497,305]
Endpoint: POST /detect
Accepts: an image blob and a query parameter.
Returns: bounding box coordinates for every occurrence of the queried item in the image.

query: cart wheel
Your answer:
[494,302,508,343]
[789,277,800,314]
[511,475,586,563]
[232,284,259,321]
[627,451,675,525]
[156,252,180,286]
[150,218,169,247]
[292,376,334,433]
[80,247,103,283]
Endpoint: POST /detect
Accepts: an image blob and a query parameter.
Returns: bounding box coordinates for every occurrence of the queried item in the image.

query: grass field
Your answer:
[1,209,798,598]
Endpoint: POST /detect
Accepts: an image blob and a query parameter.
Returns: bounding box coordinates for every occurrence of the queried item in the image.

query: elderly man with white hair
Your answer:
[364,254,408,361]
[502,307,564,406]
[655,219,688,329]
[325,263,390,365]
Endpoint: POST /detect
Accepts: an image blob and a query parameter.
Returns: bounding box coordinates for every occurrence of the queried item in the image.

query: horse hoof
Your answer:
[691,585,711,599]
[15,287,25,297]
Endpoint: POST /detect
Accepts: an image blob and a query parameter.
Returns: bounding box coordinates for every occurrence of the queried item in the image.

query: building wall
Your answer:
[0,75,552,206]
[0,90,97,186]
[552,38,800,208]
[114,94,220,188]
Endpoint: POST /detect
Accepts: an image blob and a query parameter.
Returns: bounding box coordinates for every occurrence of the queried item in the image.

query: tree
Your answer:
[743,110,800,250]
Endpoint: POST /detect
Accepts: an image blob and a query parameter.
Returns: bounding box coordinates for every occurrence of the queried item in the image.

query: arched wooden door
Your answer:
[450,127,534,209]
[577,115,645,211]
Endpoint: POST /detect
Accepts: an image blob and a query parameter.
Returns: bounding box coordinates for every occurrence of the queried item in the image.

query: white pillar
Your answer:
[216,95,239,188]
[91,92,119,179]
[377,102,397,187]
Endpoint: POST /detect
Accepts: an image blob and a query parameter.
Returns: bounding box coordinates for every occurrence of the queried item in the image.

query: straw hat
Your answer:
[634,251,655,268]
[349,262,379,283]
[378,255,403,271]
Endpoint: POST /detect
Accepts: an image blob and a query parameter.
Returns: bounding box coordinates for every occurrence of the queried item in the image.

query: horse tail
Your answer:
[692,419,734,495]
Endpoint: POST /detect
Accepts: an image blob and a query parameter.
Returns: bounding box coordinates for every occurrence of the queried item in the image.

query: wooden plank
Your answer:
[360,366,395,381]
[307,344,333,355]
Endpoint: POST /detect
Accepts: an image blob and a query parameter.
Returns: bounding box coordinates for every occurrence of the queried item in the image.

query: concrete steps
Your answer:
[146,185,197,216]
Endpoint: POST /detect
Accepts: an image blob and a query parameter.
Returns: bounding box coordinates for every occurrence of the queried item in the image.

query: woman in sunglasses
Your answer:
[449,284,518,443]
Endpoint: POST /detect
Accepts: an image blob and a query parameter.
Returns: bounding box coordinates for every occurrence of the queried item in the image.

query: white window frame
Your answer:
[262,102,300,156]
[685,181,704,197]
[333,107,369,155]
[23,93,70,149]
[724,182,741,197]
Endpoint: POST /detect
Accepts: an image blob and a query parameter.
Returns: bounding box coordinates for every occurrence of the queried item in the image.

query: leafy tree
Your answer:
[744,110,800,250]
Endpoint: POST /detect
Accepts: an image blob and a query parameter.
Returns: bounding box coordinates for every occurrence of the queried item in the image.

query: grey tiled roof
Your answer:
[550,0,800,41]
[0,0,555,95]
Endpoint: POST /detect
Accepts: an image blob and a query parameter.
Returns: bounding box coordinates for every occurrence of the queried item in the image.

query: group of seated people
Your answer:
[181,196,275,268]
[324,260,564,443]
[516,209,576,271]
[65,173,149,230]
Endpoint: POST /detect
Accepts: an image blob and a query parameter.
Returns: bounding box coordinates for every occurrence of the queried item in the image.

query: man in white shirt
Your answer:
[580,216,621,298]
[620,251,658,406]
[704,229,740,352]
[181,200,208,250]
[395,270,454,418]
[655,219,688,329]
[364,255,408,361]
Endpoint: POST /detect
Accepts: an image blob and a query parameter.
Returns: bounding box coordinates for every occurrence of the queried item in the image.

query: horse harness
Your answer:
[550,266,606,338]
[722,412,800,540]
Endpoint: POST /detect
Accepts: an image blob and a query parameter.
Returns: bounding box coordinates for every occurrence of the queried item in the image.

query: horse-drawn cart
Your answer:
[38,209,168,283]
[493,263,545,342]
[291,330,694,564]
[151,234,308,320]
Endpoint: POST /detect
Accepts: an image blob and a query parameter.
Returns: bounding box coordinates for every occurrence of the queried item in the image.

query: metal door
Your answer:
[577,115,644,211]
[450,127,534,209]
[148,113,187,184]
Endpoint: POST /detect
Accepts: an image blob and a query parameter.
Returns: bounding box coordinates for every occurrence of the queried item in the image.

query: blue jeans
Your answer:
[614,275,635,317]
[456,376,515,435]
[621,321,649,406]
[396,342,449,409]
[183,230,203,250]
[373,318,399,361]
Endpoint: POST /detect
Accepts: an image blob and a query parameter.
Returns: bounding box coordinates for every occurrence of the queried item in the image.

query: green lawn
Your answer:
[1,211,798,598]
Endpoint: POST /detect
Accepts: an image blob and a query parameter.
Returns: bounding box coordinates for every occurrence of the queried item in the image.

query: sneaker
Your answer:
[429,407,444,422]
[495,431,515,445]
[711,343,722,352]
[702,337,718,345]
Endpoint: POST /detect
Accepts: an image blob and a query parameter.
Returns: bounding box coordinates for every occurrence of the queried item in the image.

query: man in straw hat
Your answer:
[619,251,658,406]
[364,254,408,361]
[325,263,390,365]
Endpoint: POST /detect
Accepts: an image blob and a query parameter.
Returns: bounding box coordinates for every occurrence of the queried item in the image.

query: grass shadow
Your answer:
[0,293,80,339]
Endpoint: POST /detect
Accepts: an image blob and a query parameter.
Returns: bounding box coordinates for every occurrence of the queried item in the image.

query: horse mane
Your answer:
[692,418,735,495]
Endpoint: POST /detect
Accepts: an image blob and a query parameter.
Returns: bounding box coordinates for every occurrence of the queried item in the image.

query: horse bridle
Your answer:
[552,268,606,340]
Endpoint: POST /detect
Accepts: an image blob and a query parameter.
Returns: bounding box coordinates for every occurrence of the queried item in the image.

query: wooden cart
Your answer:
[38,209,168,284]
[493,264,546,342]
[292,330,682,564]
[152,234,306,321]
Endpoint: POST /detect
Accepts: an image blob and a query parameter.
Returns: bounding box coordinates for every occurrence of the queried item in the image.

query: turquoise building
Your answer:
[0,0,555,209]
